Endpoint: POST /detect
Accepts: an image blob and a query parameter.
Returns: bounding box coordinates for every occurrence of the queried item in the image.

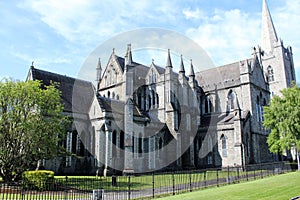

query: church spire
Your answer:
[96,58,102,91]
[179,55,185,73]
[125,44,133,65]
[166,49,172,68]
[261,0,278,54]
[96,57,102,80]
[189,59,195,77]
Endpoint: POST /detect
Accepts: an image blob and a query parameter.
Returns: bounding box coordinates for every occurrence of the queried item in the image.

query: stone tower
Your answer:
[261,0,296,97]
[123,44,135,174]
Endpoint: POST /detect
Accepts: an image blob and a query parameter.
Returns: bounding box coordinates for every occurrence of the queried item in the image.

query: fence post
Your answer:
[204,171,207,188]
[227,166,230,184]
[152,172,155,199]
[254,167,256,180]
[128,176,131,200]
[189,171,192,192]
[172,172,175,195]
[246,167,248,181]
[237,167,240,183]
[216,169,219,187]
[21,180,25,200]
[64,176,68,200]
[260,163,263,179]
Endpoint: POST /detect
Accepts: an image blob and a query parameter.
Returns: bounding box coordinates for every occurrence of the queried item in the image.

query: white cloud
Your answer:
[18,0,300,81]
[182,8,206,20]
[21,0,180,45]
[11,50,71,67]
[186,9,260,66]
[273,0,300,78]
[185,0,300,80]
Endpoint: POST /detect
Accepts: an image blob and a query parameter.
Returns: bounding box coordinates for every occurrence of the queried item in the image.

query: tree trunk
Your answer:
[1,168,13,182]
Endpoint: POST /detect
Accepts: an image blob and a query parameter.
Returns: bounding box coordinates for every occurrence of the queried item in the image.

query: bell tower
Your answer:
[261,0,296,97]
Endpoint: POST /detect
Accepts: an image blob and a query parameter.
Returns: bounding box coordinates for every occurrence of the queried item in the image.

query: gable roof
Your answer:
[28,67,95,115]
[201,109,250,128]
[97,96,145,117]
[152,63,165,74]
[115,55,125,71]
[195,60,244,92]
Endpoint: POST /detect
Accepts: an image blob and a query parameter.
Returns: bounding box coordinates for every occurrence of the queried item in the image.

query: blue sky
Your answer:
[0,0,299,81]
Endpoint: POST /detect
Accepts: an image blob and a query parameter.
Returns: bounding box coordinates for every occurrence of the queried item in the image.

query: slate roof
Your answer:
[153,63,166,74]
[195,59,248,92]
[115,56,125,71]
[97,96,145,117]
[29,67,95,114]
[115,55,149,79]
[201,109,250,127]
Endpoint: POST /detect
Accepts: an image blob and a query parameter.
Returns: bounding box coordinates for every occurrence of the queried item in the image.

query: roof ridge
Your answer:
[32,67,93,84]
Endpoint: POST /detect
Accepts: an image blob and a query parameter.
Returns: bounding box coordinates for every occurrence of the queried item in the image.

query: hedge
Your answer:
[22,170,55,190]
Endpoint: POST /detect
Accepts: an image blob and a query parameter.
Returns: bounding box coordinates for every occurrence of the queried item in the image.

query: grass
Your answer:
[0,193,90,200]
[53,169,266,191]
[1,170,297,199]
[53,170,234,191]
[158,172,300,200]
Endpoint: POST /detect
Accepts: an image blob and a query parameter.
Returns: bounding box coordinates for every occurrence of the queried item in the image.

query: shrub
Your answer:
[22,170,55,191]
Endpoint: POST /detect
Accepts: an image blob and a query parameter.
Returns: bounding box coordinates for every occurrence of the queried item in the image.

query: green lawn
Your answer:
[158,172,300,200]
[54,170,249,191]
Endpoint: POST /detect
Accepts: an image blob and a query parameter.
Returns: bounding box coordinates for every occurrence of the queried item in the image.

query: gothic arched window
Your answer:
[152,90,155,107]
[205,95,213,113]
[120,131,124,150]
[256,96,260,122]
[207,135,213,164]
[267,66,274,82]
[137,93,142,109]
[148,94,151,109]
[138,133,143,157]
[112,130,117,157]
[159,137,163,150]
[227,90,236,111]
[221,135,227,157]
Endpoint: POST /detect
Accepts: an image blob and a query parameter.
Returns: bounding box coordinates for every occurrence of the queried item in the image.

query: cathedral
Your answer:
[27,0,296,175]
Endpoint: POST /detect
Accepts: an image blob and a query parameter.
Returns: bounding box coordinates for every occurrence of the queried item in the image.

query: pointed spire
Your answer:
[189,59,195,77]
[125,44,133,65]
[96,58,102,91]
[96,58,102,81]
[166,49,172,68]
[261,0,278,53]
[179,55,185,73]
[96,57,102,69]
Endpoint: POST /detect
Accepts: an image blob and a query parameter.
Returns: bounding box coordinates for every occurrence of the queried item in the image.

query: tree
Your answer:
[0,79,69,181]
[263,83,300,170]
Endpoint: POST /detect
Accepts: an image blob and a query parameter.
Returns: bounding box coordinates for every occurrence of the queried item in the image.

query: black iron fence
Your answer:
[0,162,297,200]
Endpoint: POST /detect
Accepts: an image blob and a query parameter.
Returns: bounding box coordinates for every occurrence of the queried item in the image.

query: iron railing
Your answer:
[0,162,297,200]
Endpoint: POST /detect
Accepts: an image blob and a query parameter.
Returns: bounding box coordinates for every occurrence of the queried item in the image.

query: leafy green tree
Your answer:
[0,79,69,181]
[263,83,300,170]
